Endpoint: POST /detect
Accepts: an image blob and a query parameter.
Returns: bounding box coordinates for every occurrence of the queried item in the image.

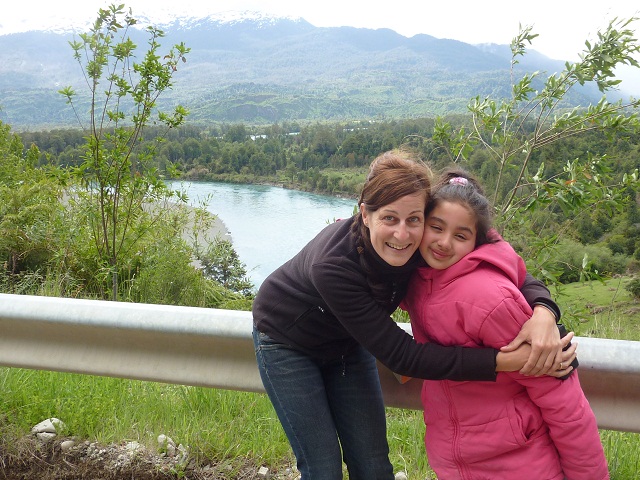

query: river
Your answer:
[167,181,357,288]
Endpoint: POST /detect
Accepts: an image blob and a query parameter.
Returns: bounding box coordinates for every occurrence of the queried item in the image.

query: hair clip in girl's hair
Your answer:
[449,177,469,186]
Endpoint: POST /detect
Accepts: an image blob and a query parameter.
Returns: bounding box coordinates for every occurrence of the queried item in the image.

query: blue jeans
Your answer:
[253,328,394,480]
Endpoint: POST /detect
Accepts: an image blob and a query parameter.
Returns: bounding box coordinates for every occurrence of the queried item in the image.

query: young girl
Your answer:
[401,168,608,479]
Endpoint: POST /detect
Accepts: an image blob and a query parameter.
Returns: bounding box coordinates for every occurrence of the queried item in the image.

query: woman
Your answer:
[252,149,576,479]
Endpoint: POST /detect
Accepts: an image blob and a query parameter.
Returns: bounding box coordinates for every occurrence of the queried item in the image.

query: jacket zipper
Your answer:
[445,382,472,479]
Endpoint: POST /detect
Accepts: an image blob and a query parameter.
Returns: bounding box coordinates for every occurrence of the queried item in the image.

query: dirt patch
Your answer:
[0,437,298,480]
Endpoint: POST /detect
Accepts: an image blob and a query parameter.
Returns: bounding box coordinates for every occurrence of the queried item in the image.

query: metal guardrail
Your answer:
[1,293,639,433]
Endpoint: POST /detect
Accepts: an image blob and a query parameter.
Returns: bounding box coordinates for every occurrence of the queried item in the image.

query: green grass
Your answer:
[1,278,639,479]
[0,370,293,475]
[554,276,640,341]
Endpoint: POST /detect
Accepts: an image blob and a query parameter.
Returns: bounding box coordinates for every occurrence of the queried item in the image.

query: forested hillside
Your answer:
[18,115,640,285]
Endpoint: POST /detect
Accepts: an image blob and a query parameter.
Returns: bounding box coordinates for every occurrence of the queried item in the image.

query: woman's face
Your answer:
[360,193,426,266]
[419,200,477,270]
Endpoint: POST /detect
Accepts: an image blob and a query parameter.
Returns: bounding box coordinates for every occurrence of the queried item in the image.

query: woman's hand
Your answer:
[496,335,577,376]
[496,340,578,378]
[499,305,574,375]
[496,343,531,372]
[547,336,578,378]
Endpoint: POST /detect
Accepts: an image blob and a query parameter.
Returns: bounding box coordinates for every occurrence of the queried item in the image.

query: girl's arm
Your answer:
[501,273,569,376]
[486,296,606,478]
[511,373,609,479]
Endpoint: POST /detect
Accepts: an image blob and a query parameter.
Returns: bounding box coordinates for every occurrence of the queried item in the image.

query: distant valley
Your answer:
[0,14,616,130]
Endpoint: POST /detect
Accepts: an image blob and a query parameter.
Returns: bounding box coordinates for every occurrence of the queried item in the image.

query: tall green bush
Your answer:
[59,4,190,300]
[0,121,66,290]
[550,239,628,283]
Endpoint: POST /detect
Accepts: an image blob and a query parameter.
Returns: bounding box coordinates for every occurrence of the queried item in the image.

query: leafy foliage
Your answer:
[0,122,66,291]
[59,4,189,300]
[198,238,254,297]
[0,6,254,308]
[627,278,640,299]
[418,18,640,285]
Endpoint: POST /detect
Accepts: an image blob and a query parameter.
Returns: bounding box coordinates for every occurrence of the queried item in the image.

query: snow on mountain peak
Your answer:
[1,9,301,36]
[149,10,303,29]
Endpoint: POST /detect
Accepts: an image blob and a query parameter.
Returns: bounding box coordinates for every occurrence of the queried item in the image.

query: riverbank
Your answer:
[166,201,231,250]
[189,206,232,245]
[175,174,360,201]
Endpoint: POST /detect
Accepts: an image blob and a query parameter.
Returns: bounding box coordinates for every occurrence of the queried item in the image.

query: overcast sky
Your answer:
[2,0,639,92]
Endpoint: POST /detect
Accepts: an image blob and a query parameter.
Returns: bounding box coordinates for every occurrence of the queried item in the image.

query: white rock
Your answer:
[394,472,408,480]
[36,432,57,442]
[125,441,143,455]
[257,465,270,478]
[60,440,76,452]
[158,434,177,456]
[177,443,189,460]
[158,434,175,447]
[31,418,65,434]
[166,443,176,457]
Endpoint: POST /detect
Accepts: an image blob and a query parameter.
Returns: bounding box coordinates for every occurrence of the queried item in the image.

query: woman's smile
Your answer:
[361,193,426,267]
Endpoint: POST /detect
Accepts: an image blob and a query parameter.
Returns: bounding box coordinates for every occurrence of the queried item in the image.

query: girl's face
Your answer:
[360,193,426,267]
[420,200,477,270]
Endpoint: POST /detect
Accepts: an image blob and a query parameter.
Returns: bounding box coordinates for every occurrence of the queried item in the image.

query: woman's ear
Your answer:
[360,203,369,227]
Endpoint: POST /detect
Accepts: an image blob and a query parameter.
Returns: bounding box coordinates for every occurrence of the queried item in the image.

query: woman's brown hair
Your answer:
[354,149,432,238]
[351,149,432,306]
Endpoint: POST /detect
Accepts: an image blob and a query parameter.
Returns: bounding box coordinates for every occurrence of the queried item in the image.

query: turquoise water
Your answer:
[167,181,357,287]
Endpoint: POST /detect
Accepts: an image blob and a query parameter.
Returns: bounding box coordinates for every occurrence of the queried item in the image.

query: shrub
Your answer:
[551,240,628,284]
[627,277,640,299]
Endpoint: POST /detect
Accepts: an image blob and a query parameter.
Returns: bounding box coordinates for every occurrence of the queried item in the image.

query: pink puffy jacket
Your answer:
[402,239,608,480]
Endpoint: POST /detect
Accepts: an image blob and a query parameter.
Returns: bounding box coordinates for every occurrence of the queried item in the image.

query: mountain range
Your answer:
[0,12,619,131]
